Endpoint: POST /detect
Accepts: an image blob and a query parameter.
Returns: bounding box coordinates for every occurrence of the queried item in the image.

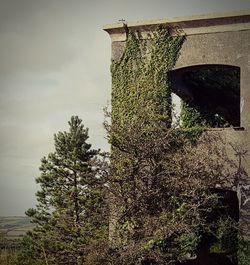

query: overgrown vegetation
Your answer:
[106,25,241,264]
[0,232,19,265]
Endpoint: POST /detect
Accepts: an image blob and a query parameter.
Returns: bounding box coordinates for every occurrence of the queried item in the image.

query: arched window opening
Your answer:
[169,65,240,128]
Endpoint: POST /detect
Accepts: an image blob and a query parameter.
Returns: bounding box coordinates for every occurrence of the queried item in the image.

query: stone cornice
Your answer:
[103,10,250,42]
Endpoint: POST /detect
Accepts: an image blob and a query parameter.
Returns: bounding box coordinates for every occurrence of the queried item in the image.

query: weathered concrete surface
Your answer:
[104,10,250,237]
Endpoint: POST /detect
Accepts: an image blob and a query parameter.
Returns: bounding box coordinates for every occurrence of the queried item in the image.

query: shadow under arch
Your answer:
[177,188,239,265]
[169,64,240,127]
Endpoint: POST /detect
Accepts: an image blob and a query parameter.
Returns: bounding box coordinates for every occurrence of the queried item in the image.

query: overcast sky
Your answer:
[0,0,250,216]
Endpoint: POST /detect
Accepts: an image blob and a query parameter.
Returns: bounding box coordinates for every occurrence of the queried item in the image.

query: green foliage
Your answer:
[216,218,238,253]
[238,235,250,265]
[111,25,185,131]
[181,101,230,128]
[174,126,204,145]
[108,25,201,264]
[17,116,108,265]
[176,232,200,261]
[107,23,241,265]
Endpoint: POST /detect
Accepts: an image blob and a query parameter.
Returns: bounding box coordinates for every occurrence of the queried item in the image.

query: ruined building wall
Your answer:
[175,29,250,236]
[104,11,250,238]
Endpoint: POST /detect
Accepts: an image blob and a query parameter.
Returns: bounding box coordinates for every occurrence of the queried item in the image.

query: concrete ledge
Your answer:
[103,10,250,42]
[206,127,245,131]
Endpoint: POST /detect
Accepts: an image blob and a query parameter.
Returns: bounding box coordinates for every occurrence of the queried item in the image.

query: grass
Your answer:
[0,217,34,265]
[0,216,35,239]
[0,248,18,265]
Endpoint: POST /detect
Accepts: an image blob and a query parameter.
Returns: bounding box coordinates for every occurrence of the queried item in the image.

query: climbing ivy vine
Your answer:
[111,25,185,131]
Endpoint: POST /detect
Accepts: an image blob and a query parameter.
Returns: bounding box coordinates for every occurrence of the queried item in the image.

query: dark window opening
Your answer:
[169,65,240,128]
[200,189,239,265]
[177,189,239,265]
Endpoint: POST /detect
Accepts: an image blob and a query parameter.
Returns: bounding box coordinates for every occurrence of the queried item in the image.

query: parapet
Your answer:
[103,10,250,41]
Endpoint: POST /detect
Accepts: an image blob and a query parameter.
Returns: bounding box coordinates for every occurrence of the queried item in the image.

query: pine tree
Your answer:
[17,116,108,265]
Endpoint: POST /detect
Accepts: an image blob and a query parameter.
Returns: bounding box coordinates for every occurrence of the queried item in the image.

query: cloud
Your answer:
[0,0,99,74]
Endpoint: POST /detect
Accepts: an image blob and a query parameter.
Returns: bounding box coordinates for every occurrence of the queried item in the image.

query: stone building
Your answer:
[104,10,250,262]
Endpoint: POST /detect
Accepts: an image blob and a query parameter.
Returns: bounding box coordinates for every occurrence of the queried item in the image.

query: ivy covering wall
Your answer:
[108,24,241,265]
[111,25,185,131]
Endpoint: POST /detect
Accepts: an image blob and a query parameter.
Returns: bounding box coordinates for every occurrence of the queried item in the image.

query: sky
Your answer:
[0,0,250,216]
